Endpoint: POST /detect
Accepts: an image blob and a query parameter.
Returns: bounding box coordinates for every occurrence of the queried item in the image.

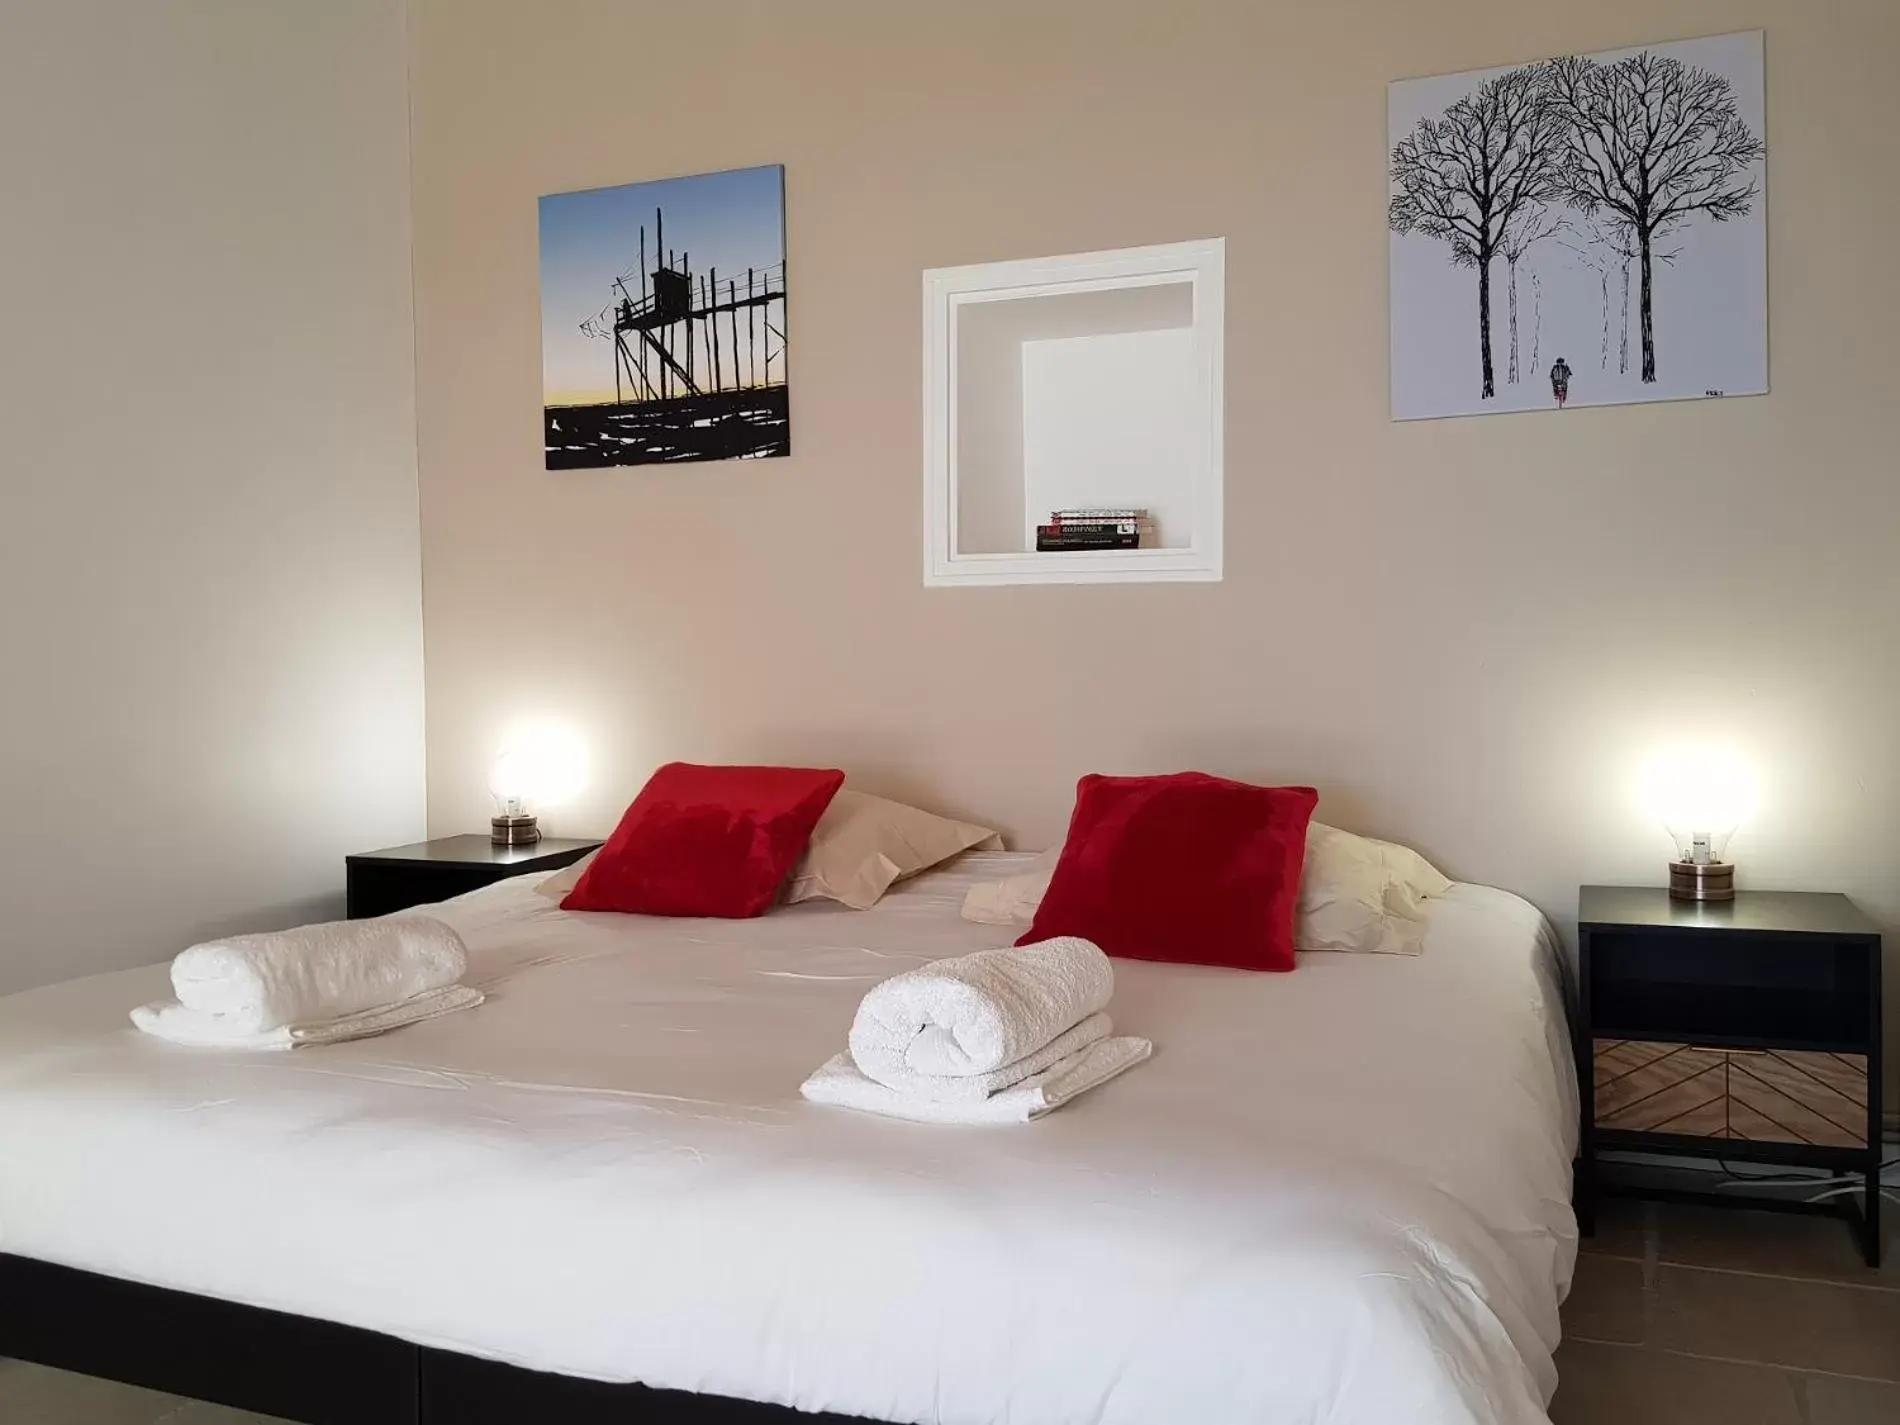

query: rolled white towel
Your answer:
[170,916,468,1035]
[133,985,484,1051]
[847,936,1113,1088]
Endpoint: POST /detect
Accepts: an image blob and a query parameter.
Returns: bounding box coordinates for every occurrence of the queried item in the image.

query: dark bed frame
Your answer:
[0,1252,866,1424]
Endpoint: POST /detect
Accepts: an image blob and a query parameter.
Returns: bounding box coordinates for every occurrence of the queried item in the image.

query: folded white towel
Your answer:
[132,985,484,1051]
[170,917,468,1035]
[803,1036,1152,1124]
[848,936,1113,1086]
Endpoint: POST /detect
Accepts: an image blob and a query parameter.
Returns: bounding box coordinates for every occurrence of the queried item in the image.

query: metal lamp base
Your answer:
[491,814,541,848]
[1668,860,1734,902]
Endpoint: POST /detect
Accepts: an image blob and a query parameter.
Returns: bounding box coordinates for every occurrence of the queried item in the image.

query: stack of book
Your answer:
[1035,508,1151,552]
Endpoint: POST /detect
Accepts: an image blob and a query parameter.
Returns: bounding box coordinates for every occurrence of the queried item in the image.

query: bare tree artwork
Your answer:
[1389,32,1766,419]
[1543,51,1764,383]
[1389,66,1566,400]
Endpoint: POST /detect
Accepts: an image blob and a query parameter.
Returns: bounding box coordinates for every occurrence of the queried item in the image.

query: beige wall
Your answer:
[411,1,1899,1078]
[0,0,425,990]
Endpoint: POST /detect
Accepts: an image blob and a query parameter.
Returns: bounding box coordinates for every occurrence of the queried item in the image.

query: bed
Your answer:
[0,852,1579,1425]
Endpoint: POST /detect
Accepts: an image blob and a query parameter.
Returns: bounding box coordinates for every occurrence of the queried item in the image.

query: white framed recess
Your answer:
[922,237,1224,587]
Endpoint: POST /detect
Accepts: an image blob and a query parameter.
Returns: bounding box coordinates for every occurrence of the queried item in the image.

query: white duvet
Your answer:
[0,854,1578,1425]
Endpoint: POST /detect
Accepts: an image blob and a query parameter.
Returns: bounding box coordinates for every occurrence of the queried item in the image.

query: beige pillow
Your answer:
[957,823,1450,953]
[1296,822,1451,956]
[785,790,1000,910]
[534,850,598,900]
[959,848,1058,925]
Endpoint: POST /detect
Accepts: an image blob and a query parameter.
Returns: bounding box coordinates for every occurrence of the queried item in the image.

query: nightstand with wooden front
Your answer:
[345,835,601,920]
[1575,885,1884,1265]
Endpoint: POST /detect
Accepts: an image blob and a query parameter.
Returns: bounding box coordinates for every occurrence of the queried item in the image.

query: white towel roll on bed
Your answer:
[847,936,1113,1086]
[169,916,468,1035]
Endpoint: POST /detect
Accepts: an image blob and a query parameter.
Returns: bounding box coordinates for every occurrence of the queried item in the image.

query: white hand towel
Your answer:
[170,917,468,1035]
[848,936,1113,1086]
[132,985,484,1051]
[802,1036,1152,1124]
[852,1011,1113,1103]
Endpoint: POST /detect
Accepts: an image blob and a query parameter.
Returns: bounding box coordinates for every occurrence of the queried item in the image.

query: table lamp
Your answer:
[488,724,589,847]
[489,748,540,846]
[1651,748,1753,903]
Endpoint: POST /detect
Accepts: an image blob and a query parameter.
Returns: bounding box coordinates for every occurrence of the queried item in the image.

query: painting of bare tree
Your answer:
[1389,31,1765,421]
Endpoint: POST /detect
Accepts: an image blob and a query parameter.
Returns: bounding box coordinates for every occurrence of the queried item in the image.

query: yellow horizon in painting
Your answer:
[545,376,787,410]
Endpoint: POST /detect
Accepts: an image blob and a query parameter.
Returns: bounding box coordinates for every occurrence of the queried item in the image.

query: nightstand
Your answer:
[345,835,601,919]
[1576,885,1885,1265]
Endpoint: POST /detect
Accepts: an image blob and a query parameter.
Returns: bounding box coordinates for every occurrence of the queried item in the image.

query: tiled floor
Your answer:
[3,1190,1895,1423]
[1555,1190,1900,1425]
[0,1358,287,1424]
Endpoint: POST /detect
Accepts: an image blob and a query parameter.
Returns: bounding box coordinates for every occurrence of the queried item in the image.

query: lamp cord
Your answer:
[1711,1156,1900,1199]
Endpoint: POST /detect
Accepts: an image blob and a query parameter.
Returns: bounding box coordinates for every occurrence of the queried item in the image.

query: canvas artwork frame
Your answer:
[1388,30,1767,422]
[540,163,789,468]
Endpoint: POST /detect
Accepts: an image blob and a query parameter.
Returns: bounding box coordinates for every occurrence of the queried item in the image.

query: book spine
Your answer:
[1036,533,1141,551]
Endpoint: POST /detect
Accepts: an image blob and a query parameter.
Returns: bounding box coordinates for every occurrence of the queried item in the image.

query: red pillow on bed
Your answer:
[561,762,845,918]
[1018,772,1318,971]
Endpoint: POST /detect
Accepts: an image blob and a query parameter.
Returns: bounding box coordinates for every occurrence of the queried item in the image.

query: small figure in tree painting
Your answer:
[1550,356,1573,408]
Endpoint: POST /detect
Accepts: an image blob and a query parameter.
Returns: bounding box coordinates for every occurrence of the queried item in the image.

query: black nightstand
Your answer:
[1576,885,1885,1265]
[345,835,601,919]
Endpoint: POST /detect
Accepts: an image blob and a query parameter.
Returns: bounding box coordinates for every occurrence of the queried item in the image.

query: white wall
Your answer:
[0,0,425,991]
[411,0,1900,1091]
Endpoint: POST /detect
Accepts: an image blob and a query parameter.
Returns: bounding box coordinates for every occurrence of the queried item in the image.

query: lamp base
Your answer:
[491,814,541,848]
[1668,859,1734,902]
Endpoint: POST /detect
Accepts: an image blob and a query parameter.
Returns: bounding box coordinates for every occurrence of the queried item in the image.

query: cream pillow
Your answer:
[784,790,1000,910]
[959,848,1058,926]
[956,823,1449,953]
[535,850,597,900]
[1296,822,1451,956]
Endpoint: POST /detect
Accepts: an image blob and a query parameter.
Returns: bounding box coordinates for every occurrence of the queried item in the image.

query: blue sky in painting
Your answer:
[539,163,784,406]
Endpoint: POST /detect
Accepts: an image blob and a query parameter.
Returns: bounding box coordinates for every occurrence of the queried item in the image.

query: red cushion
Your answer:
[562,763,845,918]
[1019,772,1318,971]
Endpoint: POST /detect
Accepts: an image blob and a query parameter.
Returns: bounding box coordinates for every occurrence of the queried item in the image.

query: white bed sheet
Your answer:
[0,854,1578,1425]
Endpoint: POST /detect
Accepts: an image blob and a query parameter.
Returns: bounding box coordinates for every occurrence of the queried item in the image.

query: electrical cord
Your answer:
[1803,1182,1900,1208]
[1703,1155,1900,1214]
[1711,1156,1899,1190]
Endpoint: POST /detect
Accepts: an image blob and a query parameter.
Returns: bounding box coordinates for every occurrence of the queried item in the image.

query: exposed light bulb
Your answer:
[487,721,589,819]
[488,749,533,818]
[1653,749,1752,862]
[1643,743,1755,901]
